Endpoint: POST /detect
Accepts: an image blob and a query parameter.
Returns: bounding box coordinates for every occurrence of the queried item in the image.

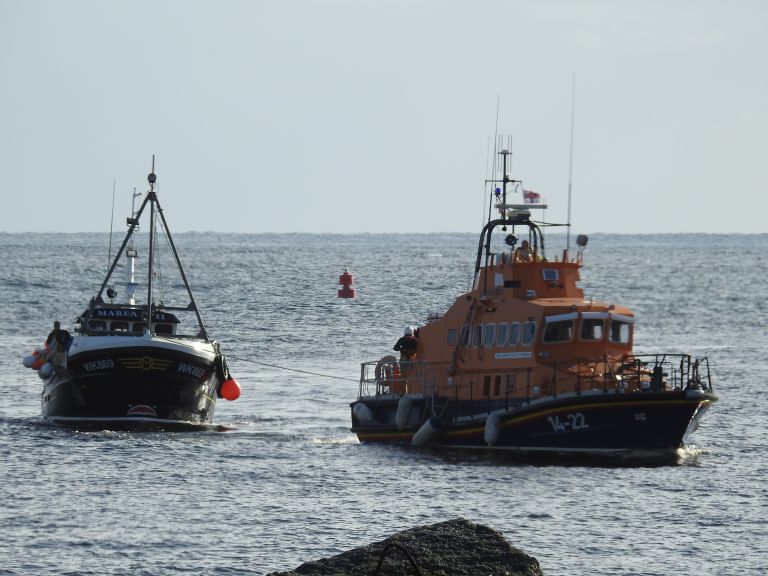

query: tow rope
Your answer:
[228,355,358,382]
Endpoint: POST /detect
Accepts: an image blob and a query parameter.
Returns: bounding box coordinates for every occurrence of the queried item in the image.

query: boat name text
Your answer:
[94,309,142,320]
[82,359,115,372]
[177,363,206,378]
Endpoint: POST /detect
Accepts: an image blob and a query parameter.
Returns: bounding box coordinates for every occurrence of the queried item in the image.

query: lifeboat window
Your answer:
[609,320,631,344]
[155,324,173,335]
[496,323,509,347]
[460,326,471,347]
[543,320,574,343]
[88,320,107,332]
[580,319,604,340]
[132,322,146,334]
[447,328,457,345]
[542,269,559,281]
[522,321,536,345]
[508,322,521,346]
[484,324,496,348]
[111,321,129,333]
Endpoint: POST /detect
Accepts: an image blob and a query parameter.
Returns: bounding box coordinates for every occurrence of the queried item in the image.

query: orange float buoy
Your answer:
[338,268,356,298]
[31,351,48,370]
[220,378,241,401]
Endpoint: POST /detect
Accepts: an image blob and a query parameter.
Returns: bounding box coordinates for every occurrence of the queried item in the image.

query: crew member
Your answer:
[516,240,533,262]
[394,326,418,362]
[46,320,71,367]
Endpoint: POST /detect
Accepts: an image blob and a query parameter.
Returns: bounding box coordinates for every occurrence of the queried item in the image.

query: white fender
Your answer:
[412,417,441,447]
[22,355,36,368]
[352,402,374,423]
[395,395,414,430]
[37,362,54,379]
[484,411,501,445]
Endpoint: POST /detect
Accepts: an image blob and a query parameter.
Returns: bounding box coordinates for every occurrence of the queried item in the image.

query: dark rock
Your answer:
[267,518,544,576]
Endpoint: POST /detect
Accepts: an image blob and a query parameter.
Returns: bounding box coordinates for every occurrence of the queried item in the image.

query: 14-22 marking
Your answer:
[547,413,588,432]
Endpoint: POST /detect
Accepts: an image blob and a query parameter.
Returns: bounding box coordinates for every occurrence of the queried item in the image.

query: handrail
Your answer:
[358,354,713,420]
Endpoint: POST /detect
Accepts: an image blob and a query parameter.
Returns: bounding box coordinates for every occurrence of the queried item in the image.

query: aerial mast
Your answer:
[566,74,576,259]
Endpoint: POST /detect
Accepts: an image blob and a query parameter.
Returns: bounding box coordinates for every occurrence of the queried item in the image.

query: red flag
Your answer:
[523,190,541,204]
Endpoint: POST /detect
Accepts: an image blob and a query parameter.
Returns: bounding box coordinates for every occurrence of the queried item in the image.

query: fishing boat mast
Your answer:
[93,157,212,341]
[146,159,157,329]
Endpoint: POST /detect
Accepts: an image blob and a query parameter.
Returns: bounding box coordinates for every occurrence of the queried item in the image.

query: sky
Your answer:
[1,0,766,234]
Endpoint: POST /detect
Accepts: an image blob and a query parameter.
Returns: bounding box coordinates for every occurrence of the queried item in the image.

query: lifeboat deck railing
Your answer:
[359,354,712,423]
[359,359,439,399]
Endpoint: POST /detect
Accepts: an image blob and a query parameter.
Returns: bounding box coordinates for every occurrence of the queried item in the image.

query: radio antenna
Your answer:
[485,95,502,226]
[566,74,576,259]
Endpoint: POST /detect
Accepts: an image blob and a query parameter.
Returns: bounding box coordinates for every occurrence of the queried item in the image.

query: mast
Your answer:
[146,156,157,325]
[94,156,211,341]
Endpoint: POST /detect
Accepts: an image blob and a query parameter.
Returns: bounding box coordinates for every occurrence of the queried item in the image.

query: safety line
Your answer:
[228,355,358,382]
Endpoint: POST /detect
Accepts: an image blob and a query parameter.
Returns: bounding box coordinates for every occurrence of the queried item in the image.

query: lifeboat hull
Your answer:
[351,389,716,457]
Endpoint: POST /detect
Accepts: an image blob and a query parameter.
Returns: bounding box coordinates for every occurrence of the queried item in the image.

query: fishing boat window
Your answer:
[609,320,631,344]
[581,319,604,340]
[447,328,457,345]
[155,324,174,335]
[508,322,521,346]
[484,324,496,348]
[522,321,536,345]
[88,320,107,332]
[543,320,574,343]
[111,321,129,333]
[496,323,509,347]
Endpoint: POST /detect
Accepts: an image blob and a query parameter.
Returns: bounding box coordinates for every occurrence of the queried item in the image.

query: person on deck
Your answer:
[516,240,533,262]
[46,320,71,367]
[394,326,418,362]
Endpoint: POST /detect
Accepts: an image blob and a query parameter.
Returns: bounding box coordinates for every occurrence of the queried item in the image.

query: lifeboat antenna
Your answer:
[485,96,501,226]
[566,73,576,258]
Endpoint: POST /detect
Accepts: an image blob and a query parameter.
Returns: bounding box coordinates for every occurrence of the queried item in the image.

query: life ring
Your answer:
[376,355,397,382]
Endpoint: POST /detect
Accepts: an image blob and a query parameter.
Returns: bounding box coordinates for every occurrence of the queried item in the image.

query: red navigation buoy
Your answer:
[220,378,241,401]
[338,268,356,299]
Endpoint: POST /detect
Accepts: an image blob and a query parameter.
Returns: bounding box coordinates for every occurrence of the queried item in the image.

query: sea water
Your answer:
[0,232,766,575]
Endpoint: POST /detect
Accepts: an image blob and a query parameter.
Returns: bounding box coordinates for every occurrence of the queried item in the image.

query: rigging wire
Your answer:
[106,180,116,273]
[228,355,358,382]
[153,211,165,305]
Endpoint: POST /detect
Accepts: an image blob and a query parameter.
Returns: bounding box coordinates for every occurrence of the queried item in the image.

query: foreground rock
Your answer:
[268,518,544,576]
